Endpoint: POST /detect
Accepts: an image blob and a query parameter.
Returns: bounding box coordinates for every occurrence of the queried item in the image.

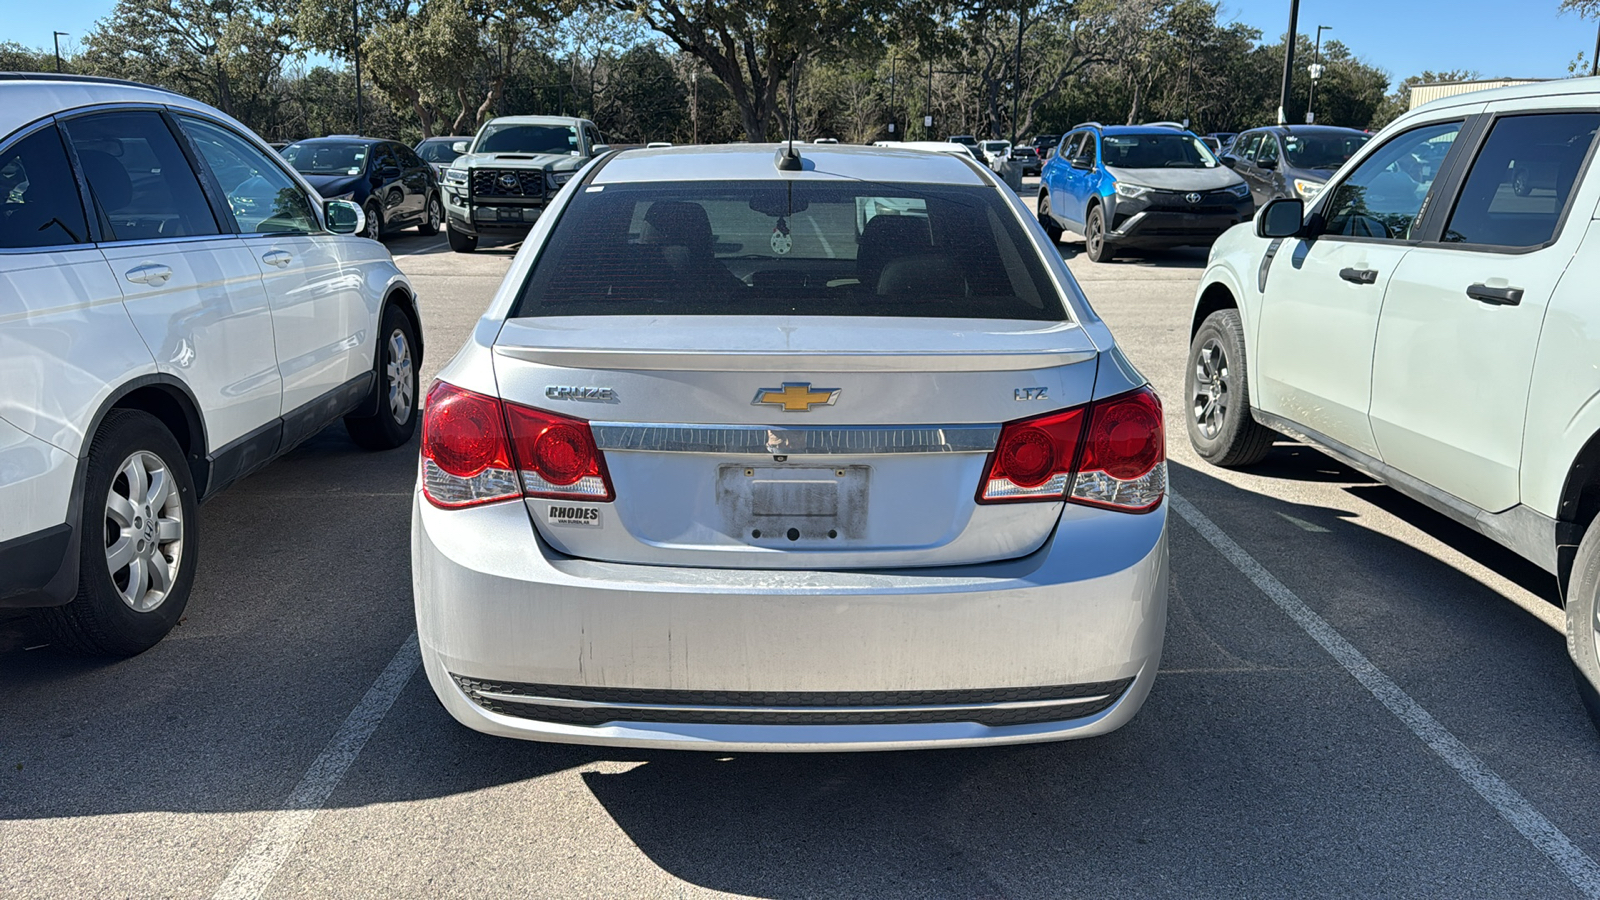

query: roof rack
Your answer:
[0,72,158,90]
[1070,121,1105,131]
[1142,121,1188,130]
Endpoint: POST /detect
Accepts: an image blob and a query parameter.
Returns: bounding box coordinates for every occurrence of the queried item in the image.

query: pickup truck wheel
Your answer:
[1566,515,1600,734]
[418,194,442,235]
[344,304,420,450]
[1037,193,1063,242]
[1185,308,1273,467]
[447,225,477,253]
[35,410,198,657]
[1085,204,1116,262]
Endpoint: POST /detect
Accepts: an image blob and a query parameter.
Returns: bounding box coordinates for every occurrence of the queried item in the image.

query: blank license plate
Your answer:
[716,465,868,544]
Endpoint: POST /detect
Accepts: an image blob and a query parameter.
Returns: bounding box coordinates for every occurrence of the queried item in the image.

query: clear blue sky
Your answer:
[5,0,1595,84]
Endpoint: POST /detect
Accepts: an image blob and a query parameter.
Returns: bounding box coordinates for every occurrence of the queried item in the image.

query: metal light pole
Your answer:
[926,59,934,139]
[1306,25,1330,124]
[691,71,699,144]
[52,31,67,72]
[1277,0,1299,125]
[1012,5,1024,143]
[887,52,897,140]
[353,0,362,135]
[1592,22,1599,77]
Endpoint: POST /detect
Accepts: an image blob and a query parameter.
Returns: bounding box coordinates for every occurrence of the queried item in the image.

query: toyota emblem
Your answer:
[1185,192,1202,204]
[499,173,520,190]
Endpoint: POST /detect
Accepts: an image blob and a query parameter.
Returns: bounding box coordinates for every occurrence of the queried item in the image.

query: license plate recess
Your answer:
[716,465,869,544]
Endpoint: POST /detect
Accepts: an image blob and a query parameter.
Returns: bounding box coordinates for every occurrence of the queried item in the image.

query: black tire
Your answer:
[1513,168,1532,198]
[447,224,477,253]
[418,193,442,236]
[1568,515,1600,735]
[1185,308,1274,467]
[1085,203,1116,262]
[344,304,420,450]
[1037,192,1063,242]
[35,410,199,657]
[363,202,384,241]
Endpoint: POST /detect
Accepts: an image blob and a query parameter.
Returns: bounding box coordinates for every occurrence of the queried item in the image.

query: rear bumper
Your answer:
[0,417,78,607]
[412,490,1169,751]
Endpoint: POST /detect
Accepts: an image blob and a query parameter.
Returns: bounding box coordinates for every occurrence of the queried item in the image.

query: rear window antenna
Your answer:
[775,58,803,171]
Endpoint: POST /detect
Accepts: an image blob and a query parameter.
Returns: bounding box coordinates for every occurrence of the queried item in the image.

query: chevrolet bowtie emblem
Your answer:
[752,382,840,412]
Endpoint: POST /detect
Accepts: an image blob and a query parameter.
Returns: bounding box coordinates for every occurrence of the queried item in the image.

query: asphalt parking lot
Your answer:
[6,208,1600,898]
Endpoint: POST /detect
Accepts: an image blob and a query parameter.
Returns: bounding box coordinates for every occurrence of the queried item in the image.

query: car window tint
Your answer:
[512,180,1066,321]
[395,144,424,169]
[1238,133,1263,161]
[1442,112,1600,248]
[1081,134,1098,165]
[1257,135,1280,165]
[177,116,318,236]
[65,110,220,241]
[1322,121,1461,241]
[0,125,90,248]
[374,145,398,171]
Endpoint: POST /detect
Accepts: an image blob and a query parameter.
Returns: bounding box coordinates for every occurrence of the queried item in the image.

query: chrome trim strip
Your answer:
[1252,409,1558,573]
[590,422,1000,455]
[493,344,1097,372]
[471,690,1112,715]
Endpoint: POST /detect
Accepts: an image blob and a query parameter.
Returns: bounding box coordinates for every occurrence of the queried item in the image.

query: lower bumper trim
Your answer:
[452,675,1135,727]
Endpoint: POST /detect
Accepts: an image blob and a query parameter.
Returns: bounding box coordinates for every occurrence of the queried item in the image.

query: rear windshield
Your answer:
[510,180,1067,320]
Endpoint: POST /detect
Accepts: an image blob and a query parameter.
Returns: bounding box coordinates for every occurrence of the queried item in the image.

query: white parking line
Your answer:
[212,632,421,900]
[1170,492,1600,899]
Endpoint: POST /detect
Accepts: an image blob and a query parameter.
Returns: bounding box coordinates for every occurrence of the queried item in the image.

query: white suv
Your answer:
[0,75,423,655]
[1185,80,1600,731]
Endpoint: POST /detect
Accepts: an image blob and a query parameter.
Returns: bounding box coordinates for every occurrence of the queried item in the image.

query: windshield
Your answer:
[1284,133,1371,170]
[1101,134,1218,169]
[982,141,1010,151]
[416,140,465,163]
[281,141,369,175]
[511,180,1066,320]
[473,123,579,155]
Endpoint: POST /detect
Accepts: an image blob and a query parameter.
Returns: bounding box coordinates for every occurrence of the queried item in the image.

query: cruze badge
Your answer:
[1185,192,1202,204]
[546,385,617,402]
[753,382,840,412]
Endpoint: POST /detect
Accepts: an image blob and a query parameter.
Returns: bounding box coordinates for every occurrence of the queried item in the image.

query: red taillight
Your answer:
[979,386,1165,512]
[504,404,614,501]
[420,382,613,508]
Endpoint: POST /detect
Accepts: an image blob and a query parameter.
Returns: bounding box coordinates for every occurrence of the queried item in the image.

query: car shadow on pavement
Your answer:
[1051,241,1209,270]
[381,234,522,258]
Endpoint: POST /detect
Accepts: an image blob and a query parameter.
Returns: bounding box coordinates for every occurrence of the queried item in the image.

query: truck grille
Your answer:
[1144,189,1243,213]
[451,675,1134,727]
[471,169,547,198]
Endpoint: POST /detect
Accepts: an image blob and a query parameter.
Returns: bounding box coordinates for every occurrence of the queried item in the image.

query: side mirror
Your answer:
[1070,154,1093,171]
[1256,197,1304,239]
[451,141,470,154]
[590,143,611,155]
[1259,157,1277,170]
[1220,156,1237,169]
[325,199,365,235]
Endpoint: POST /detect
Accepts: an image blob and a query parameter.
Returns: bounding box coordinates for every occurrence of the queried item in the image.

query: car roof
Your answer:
[595,143,988,186]
[1242,124,1368,136]
[418,135,471,142]
[0,73,230,140]
[1412,78,1596,112]
[1096,125,1195,136]
[482,116,588,126]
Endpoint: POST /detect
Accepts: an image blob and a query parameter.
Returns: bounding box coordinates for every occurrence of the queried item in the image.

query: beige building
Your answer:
[1409,79,1546,109]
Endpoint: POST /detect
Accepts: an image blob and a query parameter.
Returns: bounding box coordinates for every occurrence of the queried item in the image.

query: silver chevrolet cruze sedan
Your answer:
[412,143,1169,751]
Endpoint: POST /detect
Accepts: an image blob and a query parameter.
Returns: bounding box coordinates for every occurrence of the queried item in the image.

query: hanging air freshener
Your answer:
[770,216,793,255]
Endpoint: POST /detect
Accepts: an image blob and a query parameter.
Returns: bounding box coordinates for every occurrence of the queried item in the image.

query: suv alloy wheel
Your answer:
[1185,309,1273,466]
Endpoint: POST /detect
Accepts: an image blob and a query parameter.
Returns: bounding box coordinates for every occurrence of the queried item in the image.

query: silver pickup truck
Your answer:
[441,115,610,252]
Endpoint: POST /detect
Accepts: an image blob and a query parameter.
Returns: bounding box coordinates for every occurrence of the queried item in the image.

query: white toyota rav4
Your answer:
[1186,80,1600,731]
[0,74,423,655]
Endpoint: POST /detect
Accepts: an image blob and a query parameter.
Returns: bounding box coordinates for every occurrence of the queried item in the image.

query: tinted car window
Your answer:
[1257,135,1280,165]
[1283,132,1370,170]
[416,139,464,164]
[1322,121,1460,240]
[1442,112,1600,248]
[1101,133,1217,168]
[512,180,1066,321]
[373,145,398,173]
[475,123,579,155]
[1237,133,1263,162]
[65,110,220,241]
[282,141,370,175]
[0,125,90,248]
[177,116,318,235]
[395,144,425,169]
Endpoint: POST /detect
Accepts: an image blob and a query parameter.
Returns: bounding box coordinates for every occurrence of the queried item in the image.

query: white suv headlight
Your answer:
[1225,182,1251,198]
[1114,182,1152,199]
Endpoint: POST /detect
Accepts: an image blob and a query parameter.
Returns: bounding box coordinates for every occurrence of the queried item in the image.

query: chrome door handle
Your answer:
[1466,283,1524,306]
[125,264,172,286]
[1338,267,1378,285]
[262,249,293,268]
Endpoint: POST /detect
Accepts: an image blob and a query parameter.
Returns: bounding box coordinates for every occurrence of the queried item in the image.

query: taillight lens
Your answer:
[979,386,1165,512]
[504,404,614,500]
[420,382,613,508]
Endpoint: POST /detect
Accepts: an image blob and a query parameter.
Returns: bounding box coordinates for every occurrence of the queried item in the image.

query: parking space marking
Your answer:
[211,632,421,900]
[1170,492,1600,899]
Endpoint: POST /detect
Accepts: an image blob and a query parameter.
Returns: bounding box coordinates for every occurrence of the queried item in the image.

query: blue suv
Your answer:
[1037,123,1254,262]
